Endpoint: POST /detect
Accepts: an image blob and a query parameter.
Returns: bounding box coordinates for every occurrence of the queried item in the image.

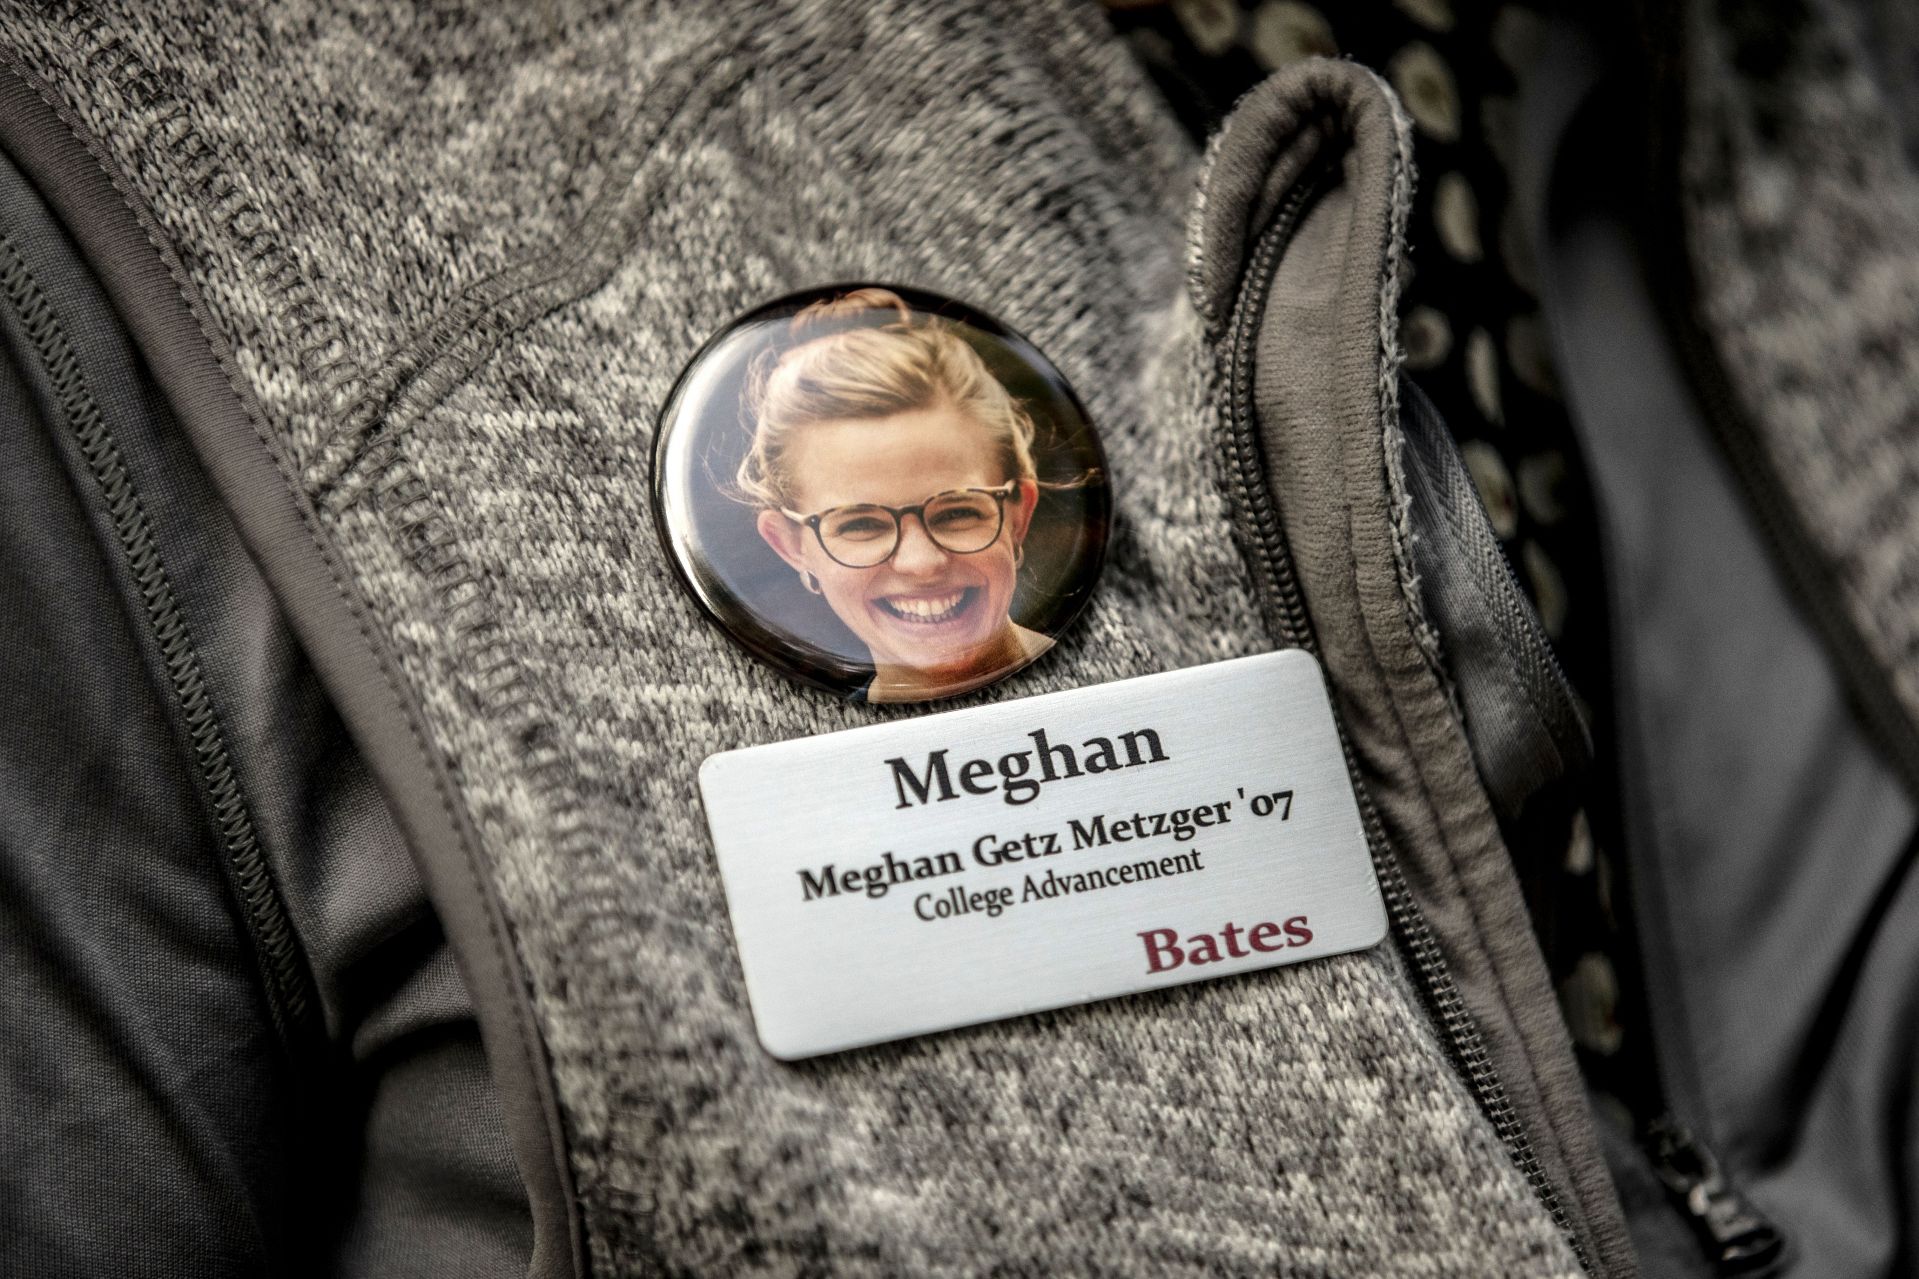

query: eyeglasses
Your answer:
[782,482,1019,569]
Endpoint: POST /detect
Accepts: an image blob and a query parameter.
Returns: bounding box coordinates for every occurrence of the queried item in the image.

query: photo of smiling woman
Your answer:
[652,286,1109,704]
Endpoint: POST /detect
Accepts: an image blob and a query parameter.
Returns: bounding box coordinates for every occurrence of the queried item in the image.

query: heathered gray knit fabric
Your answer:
[0,3,1585,1274]
[1683,0,1919,746]
[1193,62,1630,1279]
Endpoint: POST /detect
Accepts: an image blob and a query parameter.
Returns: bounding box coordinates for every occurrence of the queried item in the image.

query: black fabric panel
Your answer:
[0,258,294,1277]
[0,138,532,1276]
[338,981,541,1278]
[0,63,581,1279]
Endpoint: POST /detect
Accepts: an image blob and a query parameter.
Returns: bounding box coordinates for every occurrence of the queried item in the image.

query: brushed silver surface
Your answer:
[698,650,1386,1059]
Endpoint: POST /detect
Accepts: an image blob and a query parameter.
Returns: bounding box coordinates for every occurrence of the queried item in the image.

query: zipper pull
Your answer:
[1645,1118,1786,1276]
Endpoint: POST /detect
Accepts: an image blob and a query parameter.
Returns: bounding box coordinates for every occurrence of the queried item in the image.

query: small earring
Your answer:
[1014,545,1026,570]
[800,570,823,595]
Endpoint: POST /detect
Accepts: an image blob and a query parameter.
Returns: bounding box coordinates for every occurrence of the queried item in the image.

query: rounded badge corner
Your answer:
[1359,899,1392,951]
[1269,646,1320,676]
[695,749,732,792]
[753,1021,816,1064]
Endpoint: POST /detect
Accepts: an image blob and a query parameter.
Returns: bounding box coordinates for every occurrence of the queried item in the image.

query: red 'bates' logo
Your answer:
[1138,917,1313,973]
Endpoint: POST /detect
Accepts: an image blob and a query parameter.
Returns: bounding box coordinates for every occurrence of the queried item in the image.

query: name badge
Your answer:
[698,650,1386,1059]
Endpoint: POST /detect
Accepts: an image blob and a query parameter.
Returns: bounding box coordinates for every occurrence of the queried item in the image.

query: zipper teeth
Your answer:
[0,231,316,1046]
[1223,180,1592,1273]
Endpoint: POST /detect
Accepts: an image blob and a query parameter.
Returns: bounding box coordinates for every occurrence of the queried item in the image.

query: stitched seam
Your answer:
[1362,64,1448,682]
[40,2,371,431]
[1367,78,1598,1261]
[1345,319,1592,1278]
[1332,65,1591,1272]
[310,41,757,500]
[2,22,745,1272]
[36,0,741,502]
[1200,78,1577,1261]
[1351,63,1581,1205]
[0,49,584,1277]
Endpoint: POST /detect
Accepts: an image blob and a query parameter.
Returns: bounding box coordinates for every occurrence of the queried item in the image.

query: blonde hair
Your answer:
[735,288,1038,509]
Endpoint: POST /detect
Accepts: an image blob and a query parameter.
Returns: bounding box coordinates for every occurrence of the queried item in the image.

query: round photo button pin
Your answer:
[652,285,1109,705]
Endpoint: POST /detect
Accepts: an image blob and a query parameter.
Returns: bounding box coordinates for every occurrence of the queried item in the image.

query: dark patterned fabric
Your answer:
[1108,0,1635,1094]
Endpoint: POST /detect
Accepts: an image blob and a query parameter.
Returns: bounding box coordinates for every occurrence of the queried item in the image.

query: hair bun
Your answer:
[788,287,913,339]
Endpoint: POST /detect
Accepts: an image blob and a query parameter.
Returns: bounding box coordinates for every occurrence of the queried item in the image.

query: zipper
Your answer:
[1583,379,1790,1278]
[1221,168,1594,1273]
[1395,375,1592,822]
[1644,1117,1786,1275]
[0,230,320,1053]
[1585,52,1850,1276]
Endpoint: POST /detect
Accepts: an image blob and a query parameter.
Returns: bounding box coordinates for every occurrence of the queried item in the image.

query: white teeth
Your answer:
[881,589,969,622]
[893,592,962,617]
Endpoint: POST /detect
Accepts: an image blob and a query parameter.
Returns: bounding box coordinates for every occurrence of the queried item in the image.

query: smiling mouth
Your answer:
[876,587,979,626]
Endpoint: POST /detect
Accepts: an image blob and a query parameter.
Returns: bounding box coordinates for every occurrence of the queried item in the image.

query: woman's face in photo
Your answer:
[758,404,1038,682]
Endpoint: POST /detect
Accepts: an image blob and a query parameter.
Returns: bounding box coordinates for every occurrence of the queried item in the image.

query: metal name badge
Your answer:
[698,650,1387,1059]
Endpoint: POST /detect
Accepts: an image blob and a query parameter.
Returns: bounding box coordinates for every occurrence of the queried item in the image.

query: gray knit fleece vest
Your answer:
[0,3,1655,1275]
